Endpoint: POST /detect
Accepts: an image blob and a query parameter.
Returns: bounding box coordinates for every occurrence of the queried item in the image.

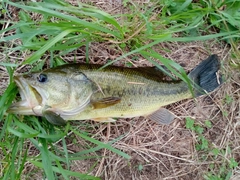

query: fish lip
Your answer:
[14,76,30,106]
[8,76,41,114]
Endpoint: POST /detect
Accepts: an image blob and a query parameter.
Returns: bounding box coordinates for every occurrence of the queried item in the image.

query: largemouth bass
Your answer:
[8,55,222,125]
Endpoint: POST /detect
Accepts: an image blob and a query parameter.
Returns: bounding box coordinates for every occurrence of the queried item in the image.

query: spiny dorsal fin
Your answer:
[147,108,176,125]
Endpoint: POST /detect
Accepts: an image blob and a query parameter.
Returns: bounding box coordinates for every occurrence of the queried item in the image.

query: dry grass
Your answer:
[1,0,240,179]
[67,42,239,180]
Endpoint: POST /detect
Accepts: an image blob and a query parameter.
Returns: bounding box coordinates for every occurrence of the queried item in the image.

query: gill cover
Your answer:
[8,68,98,126]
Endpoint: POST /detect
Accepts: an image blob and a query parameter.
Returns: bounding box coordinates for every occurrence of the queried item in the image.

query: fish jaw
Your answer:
[7,76,44,115]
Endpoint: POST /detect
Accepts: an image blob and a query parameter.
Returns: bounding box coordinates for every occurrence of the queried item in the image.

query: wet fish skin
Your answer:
[9,68,96,118]
[8,54,222,125]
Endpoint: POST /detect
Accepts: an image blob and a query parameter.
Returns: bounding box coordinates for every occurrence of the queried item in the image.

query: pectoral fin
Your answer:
[147,108,176,125]
[91,97,121,109]
[42,110,67,126]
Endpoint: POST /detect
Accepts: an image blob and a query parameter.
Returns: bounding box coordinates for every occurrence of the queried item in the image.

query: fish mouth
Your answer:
[7,76,43,115]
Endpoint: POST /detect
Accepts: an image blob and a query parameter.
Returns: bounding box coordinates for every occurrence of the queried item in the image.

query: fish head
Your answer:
[8,68,96,118]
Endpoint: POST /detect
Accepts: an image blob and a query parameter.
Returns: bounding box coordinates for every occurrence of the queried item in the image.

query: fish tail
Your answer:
[188,54,222,97]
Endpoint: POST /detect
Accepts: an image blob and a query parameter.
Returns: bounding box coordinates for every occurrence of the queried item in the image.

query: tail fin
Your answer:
[188,54,222,97]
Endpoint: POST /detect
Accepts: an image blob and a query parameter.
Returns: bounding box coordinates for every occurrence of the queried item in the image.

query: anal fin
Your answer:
[92,117,116,122]
[147,108,176,125]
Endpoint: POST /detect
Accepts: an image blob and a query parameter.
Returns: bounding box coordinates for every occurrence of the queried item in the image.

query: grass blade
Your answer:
[30,161,101,180]
[0,83,17,120]
[38,138,55,179]
[8,2,122,39]
[22,29,75,64]
[71,128,131,160]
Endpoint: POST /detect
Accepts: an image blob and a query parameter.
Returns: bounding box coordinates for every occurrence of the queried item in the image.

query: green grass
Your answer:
[185,115,239,180]
[0,0,239,179]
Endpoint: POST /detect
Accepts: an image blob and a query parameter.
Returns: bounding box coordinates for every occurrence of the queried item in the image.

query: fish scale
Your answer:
[8,55,222,125]
[68,68,192,120]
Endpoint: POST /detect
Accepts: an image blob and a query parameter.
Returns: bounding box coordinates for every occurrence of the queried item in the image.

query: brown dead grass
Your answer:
[68,43,239,180]
[1,0,240,180]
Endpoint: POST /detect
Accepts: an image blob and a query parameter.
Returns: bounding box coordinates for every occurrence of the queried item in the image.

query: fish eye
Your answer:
[37,73,48,83]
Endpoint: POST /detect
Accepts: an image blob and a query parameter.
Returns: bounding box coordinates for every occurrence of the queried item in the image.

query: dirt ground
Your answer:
[1,0,240,180]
